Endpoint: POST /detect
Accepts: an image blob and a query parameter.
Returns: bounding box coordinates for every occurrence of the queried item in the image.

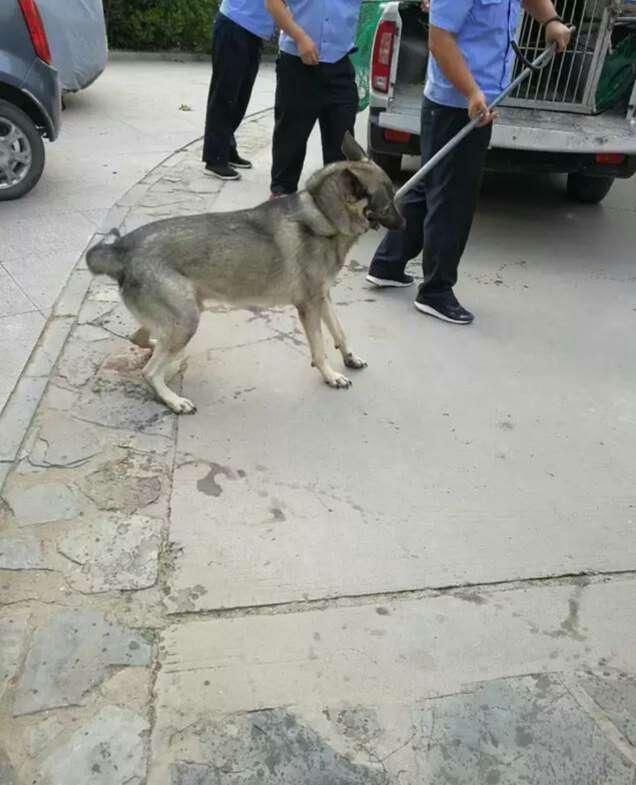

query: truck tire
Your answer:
[370,151,402,181]
[0,99,45,202]
[566,173,614,205]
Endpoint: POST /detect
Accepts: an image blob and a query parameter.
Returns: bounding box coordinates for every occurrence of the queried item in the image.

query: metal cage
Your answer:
[504,0,617,114]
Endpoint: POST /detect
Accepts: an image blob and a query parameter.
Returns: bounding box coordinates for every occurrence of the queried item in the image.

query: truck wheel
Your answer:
[0,99,45,202]
[566,173,614,205]
[370,151,402,182]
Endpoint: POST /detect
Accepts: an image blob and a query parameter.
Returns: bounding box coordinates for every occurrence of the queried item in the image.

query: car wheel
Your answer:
[370,151,402,182]
[566,173,614,205]
[0,99,45,201]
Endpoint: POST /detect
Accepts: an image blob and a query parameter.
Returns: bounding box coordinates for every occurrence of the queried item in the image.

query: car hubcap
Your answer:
[0,117,32,189]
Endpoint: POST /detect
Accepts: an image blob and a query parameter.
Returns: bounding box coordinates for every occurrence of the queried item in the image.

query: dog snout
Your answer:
[369,197,405,231]
[381,205,405,231]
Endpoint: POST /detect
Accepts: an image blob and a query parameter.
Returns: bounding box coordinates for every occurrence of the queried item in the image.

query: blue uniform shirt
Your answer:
[425,0,522,108]
[219,0,275,40]
[279,0,362,64]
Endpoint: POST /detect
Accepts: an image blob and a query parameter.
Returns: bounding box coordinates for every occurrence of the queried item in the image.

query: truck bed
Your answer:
[377,0,636,155]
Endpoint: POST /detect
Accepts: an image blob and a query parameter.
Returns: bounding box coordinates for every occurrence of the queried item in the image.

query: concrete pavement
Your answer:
[0,58,275,462]
[1,65,635,785]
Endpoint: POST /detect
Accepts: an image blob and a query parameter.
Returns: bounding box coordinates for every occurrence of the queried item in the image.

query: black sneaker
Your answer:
[366,272,415,288]
[414,290,474,324]
[204,162,241,181]
[229,151,253,169]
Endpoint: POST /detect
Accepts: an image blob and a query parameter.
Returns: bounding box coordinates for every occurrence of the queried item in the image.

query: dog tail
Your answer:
[86,229,125,280]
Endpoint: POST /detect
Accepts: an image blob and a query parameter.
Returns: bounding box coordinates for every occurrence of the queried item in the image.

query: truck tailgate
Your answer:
[380,97,636,155]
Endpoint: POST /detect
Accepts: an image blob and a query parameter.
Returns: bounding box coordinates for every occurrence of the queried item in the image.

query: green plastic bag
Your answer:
[596,33,636,113]
[351,1,387,112]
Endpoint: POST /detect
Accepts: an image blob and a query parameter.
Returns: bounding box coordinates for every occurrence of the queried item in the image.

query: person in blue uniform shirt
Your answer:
[366,0,571,325]
[202,0,275,181]
[265,0,363,197]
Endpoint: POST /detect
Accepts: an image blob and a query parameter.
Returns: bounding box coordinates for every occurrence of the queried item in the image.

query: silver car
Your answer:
[0,0,61,200]
[0,0,107,201]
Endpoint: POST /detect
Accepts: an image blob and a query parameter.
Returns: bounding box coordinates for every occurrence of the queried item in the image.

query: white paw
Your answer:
[168,396,197,414]
[344,353,367,370]
[325,372,352,389]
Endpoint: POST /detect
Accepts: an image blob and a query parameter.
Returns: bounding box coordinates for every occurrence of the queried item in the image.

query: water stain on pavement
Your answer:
[197,463,236,497]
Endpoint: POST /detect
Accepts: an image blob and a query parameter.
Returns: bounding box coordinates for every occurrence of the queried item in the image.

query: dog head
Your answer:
[306,133,404,236]
[341,132,404,231]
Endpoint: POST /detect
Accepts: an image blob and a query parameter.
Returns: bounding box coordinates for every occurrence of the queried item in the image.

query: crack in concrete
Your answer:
[71,414,167,434]
[144,395,180,783]
[165,569,636,621]
[0,598,64,609]
[202,327,307,359]
[56,548,85,568]
[27,435,101,471]
[379,730,417,764]
[90,322,128,342]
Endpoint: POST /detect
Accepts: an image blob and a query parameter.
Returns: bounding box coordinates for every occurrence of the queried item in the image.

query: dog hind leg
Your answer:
[297,301,352,389]
[321,294,367,370]
[130,327,154,349]
[124,277,200,414]
[131,327,184,378]
[142,337,197,414]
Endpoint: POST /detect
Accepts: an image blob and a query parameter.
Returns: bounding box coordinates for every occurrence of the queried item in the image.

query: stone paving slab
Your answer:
[12,610,152,716]
[0,533,47,570]
[0,313,46,413]
[58,514,161,593]
[573,671,636,747]
[151,579,636,784]
[37,705,149,785]
[160,687,636,785]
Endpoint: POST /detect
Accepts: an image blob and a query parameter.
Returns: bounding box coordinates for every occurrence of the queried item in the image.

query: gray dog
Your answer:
[86,133,403,414]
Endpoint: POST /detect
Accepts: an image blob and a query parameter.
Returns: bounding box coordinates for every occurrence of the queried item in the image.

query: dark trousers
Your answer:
[202,13,262,165]
[370,98,492,297]
[271,52,358,194]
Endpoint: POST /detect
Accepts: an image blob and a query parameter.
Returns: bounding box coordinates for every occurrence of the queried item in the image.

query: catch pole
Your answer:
[394,36,573,205]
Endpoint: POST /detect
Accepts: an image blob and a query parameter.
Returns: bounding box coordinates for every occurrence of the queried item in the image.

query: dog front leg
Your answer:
[297,302,351,389]
[321,295,367,370]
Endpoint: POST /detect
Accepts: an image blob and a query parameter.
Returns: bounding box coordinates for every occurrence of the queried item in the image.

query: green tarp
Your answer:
[352,1,387,112]
[596,33,636,113]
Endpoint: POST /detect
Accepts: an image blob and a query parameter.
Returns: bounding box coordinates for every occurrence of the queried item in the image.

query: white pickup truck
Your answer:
[367,0,636,203]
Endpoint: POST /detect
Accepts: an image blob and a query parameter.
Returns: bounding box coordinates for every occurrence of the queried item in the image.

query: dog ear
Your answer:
[341,132,368,162]
[341,167,368,201]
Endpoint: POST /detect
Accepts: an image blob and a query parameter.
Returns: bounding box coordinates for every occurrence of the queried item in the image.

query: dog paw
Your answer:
[344,353,367,370]
[168,396,197,414]
[325,372,352,389]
